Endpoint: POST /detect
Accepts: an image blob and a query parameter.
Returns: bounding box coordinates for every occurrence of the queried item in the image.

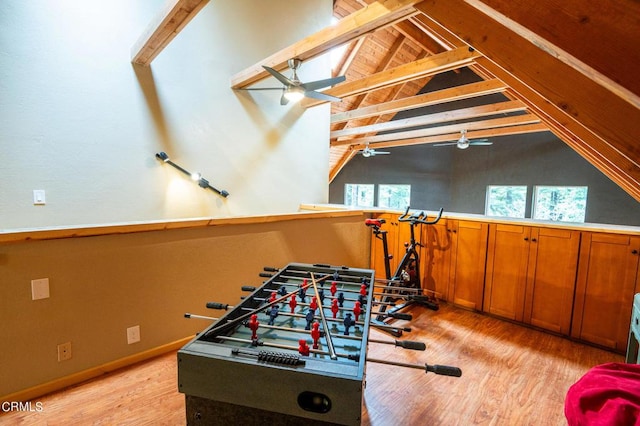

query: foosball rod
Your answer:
[212,335,460,377]
[214,335,358,362]
[185,313,327,337]
[207,300,411,332]
[265,279,368,297]
[339,333,427,351]
[366,357,462,377]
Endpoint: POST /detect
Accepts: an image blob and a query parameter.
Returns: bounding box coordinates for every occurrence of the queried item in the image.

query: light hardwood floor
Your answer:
[1,303,623,425]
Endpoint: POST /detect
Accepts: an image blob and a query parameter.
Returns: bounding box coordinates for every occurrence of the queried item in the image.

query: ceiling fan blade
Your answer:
[263,65,295,87]
[469,141,493,146]
[303,90,342,102]
[373,151,390,155]
[300,75,346,92]
[432,142,458,147]
[239,87,285,91]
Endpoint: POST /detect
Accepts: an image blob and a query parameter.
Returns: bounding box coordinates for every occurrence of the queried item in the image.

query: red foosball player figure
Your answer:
[331,299,339,318]
[269,291,277,303]
[298,339,310,356]
[289,294,297,313]
[309,297,318,311]
[311,322,320,349]
[360,284,367,297]
[353,301,362,321]
[248,314,259,340]
[330,281,337,297]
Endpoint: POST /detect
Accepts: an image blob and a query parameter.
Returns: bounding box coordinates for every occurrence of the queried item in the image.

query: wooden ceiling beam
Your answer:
[415,0,640,201]
[331,78,507,123]
[302,46,480,107]
[131,0,209,66]
[230,0,424,89]
[347,123,548,151]
[474,0,640,104]
[331,100,527,139]
[332,113,541,146]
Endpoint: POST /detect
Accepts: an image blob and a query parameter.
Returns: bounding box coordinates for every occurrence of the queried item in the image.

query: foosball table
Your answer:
[178,262,461,425]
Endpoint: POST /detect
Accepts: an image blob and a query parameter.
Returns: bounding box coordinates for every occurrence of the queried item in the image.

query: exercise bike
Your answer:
[366,206,444,322]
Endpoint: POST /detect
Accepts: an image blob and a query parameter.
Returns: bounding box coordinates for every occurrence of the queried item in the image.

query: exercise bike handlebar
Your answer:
[397,206,444,225]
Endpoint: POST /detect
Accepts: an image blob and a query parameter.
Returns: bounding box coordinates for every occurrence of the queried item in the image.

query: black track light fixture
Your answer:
[155,152,229,198]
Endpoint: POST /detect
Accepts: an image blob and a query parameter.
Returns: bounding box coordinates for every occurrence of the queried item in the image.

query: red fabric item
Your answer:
[565,363,640,425]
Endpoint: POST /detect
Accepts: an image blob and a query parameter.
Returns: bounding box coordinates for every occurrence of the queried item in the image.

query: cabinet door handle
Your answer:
[632,249,639,255]
[531,238,537,242]
[524,237,529,241]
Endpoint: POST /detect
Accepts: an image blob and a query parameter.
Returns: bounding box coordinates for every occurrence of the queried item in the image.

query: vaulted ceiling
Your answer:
[132,0,640,201]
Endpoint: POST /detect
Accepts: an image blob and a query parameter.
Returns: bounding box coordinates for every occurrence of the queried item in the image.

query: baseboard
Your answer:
[0,336,194,403]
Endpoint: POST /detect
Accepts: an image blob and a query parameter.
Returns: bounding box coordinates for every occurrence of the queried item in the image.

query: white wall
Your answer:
[0,0,333,230]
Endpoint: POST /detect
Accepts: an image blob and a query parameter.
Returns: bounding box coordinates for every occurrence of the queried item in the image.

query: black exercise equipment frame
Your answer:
[367,206,444,322]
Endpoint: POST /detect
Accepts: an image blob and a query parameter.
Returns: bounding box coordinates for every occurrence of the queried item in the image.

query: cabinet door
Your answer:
[572,233,640,351]
[484,224,530,321]
[449,220,489,310]
[421,220,452,300]
[523,228,580,334]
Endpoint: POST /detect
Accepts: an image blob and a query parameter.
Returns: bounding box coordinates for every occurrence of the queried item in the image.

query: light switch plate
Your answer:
[33,190,46,205]
[31,278,50,300]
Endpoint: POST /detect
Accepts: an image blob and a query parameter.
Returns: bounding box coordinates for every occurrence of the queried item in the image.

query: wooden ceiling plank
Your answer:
[331,79,507,123]
[332,113,540,146]
[329,149,359,182]
[230,0,423,89]
[332,100,527,138]
[131,0,209,66]
[302,46,481,107]
[415,0,640,201]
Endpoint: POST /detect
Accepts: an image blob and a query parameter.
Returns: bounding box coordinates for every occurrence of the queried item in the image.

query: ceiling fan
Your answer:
[257,58,346,105]
[359,143,390,158]
[433,130,493,149]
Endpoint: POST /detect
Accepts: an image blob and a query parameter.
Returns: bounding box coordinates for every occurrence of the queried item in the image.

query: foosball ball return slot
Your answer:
[178,263,460,426]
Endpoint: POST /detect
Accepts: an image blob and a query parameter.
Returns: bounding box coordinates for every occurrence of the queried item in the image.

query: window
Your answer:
[485,185,527,218]
[533,186,588,222]
[344,184,374,207]
[378,184,411,209]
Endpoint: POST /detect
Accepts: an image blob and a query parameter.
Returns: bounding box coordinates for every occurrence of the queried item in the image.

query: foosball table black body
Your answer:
[178,263,376,425]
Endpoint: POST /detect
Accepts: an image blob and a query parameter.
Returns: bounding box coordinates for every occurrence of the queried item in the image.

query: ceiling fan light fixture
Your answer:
[283,86,305,102]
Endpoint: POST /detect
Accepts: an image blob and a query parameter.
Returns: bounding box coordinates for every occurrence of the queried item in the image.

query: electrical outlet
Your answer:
[57,342,72,362]
[127,325,140,344]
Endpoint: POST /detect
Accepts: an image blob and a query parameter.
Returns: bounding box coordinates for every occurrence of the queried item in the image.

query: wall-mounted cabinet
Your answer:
[571,233,640,351]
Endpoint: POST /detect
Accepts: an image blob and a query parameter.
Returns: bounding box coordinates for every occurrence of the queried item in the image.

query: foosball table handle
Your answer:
[426,364,462,377]
[206,302,230,310]
[396,340,426,350]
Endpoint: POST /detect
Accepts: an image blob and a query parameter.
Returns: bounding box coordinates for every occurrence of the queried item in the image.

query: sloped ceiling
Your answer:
[133,0,640,201]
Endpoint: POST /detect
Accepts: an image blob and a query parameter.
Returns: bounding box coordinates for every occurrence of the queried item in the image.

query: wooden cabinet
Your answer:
[484,224,580,334]
[421,219,488,309]
[571,233,640,351]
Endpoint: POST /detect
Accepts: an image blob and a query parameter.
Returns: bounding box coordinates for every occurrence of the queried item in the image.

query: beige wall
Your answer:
[0,0,333,230]
[0,212,371,397]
